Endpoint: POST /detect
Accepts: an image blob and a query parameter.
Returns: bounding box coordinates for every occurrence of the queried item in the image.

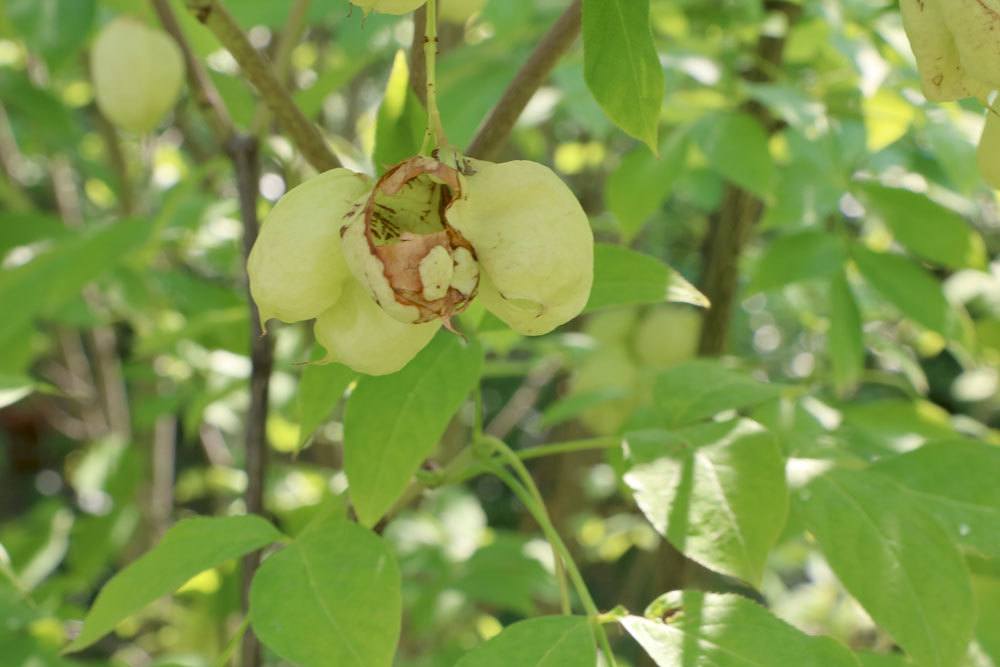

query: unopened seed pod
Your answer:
[248,169,372,325]
[314,280,441,375]
[439,0,487,24]
[350,0,427,15]
[448,159,593,335]
[91,17,185,133]
[977,110,1000,189]
[340,156,479,325]
[633,305,702,368]
[570,345,639,435]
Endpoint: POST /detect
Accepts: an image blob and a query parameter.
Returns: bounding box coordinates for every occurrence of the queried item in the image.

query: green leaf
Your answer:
[0,211,68,256]
[605,128,688,241]
[0,374,40,409]
[855,652,913,667]
[653,360,784,428]
[623,419,788,584]
[455,616,595,667]
[748,230,846,294]
[851,244,951,334]
[698,112,775,198]
[621,590,859,667]
[828,271,864,396]
[583,0,663,150]
[0,219,154,348]
[857,183,985,270]
[66,515,283,652]
[586,244,708,312]
[250,516,401,667]
[974,574,1000,663]
[796,468,974,667]
[872,439,1000,559]
[6,0,95,71]
[373,49,426,174]
[296,359,355,451]
[343,333,483,526]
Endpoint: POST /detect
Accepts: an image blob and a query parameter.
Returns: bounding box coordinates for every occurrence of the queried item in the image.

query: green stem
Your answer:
[491,467,617,666]
[485,436,572,615]
[214,615,251,667]
[420,0,447,153]
[516,436,622,461]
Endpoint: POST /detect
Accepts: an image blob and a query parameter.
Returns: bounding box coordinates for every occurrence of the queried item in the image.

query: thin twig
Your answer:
[150,0,234,142]
[185,0,339,172]
[251,0,312,136]
[227,132,273,667]
[466,0,582,160]
[485,358,560,439]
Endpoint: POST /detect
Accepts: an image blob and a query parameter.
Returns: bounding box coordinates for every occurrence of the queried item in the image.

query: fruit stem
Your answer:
[490,466,618,667]
[421,0,448,153]
[480,435,573,615]
[516,436,622,461]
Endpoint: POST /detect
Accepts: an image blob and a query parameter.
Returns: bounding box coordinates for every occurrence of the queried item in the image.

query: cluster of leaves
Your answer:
[1,0,999,666]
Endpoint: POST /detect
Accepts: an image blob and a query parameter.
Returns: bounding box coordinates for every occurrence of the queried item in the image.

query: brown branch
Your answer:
[466,0,581,160]
[185,0,339,172]
[251,0,312,135]
[150,0,234,142]
[227,132,273,667]
[697,1,801,355]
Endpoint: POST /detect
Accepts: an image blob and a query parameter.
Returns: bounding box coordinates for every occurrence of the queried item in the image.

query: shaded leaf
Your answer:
[796,468,974,667]
[296,358,355,451]
[586,244,708,312]
[583,0,663,150]
[249,517,401,667]
[623,419,788,584]
[373,49,426,175]
[455,616,594,667]
[66,516,283,652]
[653,360,784,428]
[851,244,951,334]
[698,112,774,198]
[605,128,688,241]
[343,334,483,526]
[828,271,864,396]
[622,590,859,666]
[858,183,985,270]
[748,230,846,294]
[872,438,1000,558]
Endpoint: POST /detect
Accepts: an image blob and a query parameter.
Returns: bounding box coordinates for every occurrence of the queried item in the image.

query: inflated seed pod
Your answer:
[350,0,427,15]
[91,17,185,133]
[977,109,1000,189]
[941,0,1000,90]
[569,345,639,435]
[248,169,372,325]
[340,156,479,325]
[448,159,594,335]
[899,0,990,101]
[314,280,441,375]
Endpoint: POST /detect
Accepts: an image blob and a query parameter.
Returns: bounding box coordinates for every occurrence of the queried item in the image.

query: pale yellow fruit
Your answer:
[314,280,441,375]
[977,110,1000,189]
[340,156,479,324]
[633,305,702,368]
[941,0,1000,90]
[248,169,371,325]
[583,308,638,346]
[439,0,487,23]
[570,346,639,435]
[448,159,594,335]
[91,17,185,132]
[899,0,989,101]
[351,0,427,15]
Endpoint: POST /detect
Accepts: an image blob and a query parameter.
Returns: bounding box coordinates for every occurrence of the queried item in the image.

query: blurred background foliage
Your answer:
[0,0,999,665]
